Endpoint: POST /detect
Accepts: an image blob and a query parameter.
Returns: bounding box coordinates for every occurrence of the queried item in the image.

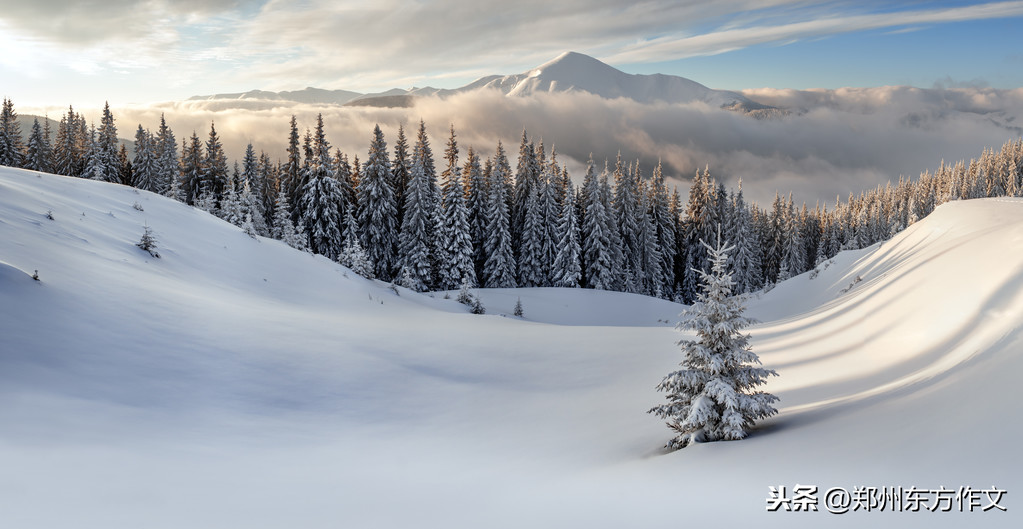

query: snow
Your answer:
[1,167,1019,527]
[472,51,754,107]
[188,52,758,109]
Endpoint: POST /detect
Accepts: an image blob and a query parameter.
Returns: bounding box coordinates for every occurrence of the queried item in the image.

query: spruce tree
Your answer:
[599,163,626,291]
[436,125,476,290]
[117,144,132,186]
[731,181,761,293]
[283,115,302,206]
[202,121,228,203]
[0,97,24,168]
[300,169,344,261]
[132,125,158,192]
[581,158,613,290]
[25,118,53,173]
[391,124,410,228]
[272,189,304,250]
[649,161,675,297]
[464,147,488,278]
[155,114,177,195]
[551,179,582,288]
[649,229,778,450]
[638,184,664,296]
[538,166,560,285]
[358,124,398,280]
[340,208,374,278]
[399,132,438,292]
[482,151,516,288]
[613,154,642,289]
[82,125,104,181]
[335,151,356,216]
[54,107,80,176]
[778,197,804,281]
[95,102,119,182]
[180,132,204,204]
[299,114,343,259]
[512,130,539,255]
[517,185,546,287]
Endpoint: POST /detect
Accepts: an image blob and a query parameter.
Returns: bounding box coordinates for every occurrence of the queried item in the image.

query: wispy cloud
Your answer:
[604,1,1023,63]
[3,0,1022,99]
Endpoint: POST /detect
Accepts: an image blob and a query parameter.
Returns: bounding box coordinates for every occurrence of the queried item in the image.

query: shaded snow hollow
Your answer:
[0,167,1019,528]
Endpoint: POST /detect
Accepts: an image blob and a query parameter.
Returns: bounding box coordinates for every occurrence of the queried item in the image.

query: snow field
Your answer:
[1,167,1020,528]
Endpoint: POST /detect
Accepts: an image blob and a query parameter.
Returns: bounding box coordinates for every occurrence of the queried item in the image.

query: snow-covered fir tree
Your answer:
[730,181,761,294]
[299,115,344,260]
[649,229,778,450]
[398,127,438,292]
[271,188,303,249]
[154,114,177,195]
[638,182,664,296]
[538,165,560,285]
[93,102,119,183]
[649,161,675,297]
[283,115,302,208]
[436,125,476,290]
[81,125,105,181]
[391,124,411,229]
[464,146,488,279]
[581,157,613,290]
[517,185,546,287]
[340,208,374,278]
[613,154,642,290]
[117,144,132,186]
[551,178,582,288]
[456,275,475,305]
[53,107,81,176]
[132,125,158,192]
[358,125,398,281]
[25,118,53,173]
[0,97,25,168]
[482,148,516,288]
[599,163,626,291]
[202,122,228,203]
[179,132,205,204]
[778,197,804,281]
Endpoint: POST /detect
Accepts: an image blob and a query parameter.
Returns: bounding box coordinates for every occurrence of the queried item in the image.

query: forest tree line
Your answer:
[2,97,1021,302]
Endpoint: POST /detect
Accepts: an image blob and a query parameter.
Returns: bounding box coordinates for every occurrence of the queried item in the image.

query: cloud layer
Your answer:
[33,84,1023,208]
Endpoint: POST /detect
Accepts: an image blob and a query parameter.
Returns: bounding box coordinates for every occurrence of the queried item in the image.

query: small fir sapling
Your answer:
[470,295,486,314]
[456,275,474,305]
[136,224,160,258]
[513,297,524,317]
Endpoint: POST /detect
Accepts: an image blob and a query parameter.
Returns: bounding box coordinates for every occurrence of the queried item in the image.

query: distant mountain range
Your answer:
[189,51,775,114]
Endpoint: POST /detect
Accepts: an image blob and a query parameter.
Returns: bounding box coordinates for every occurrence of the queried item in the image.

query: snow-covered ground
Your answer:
[1,167,1018,528]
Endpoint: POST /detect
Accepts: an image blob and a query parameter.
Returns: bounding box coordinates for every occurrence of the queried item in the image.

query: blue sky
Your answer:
[2,0,1022,106]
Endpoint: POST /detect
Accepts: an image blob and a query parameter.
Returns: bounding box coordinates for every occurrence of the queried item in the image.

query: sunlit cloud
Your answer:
[29,83,1022,209]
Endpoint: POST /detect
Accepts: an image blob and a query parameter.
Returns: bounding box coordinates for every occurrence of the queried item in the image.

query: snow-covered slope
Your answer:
[0,167,1019,528]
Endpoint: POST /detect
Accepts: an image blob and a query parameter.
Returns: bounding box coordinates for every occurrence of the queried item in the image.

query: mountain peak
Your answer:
[532,51,621,79]
[188,51,762,111]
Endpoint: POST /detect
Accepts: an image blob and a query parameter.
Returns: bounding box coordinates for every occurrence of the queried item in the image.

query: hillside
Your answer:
[0,166,1019,528]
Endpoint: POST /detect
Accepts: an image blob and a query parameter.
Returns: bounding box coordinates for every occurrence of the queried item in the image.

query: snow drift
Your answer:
[0,166,1019,528]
